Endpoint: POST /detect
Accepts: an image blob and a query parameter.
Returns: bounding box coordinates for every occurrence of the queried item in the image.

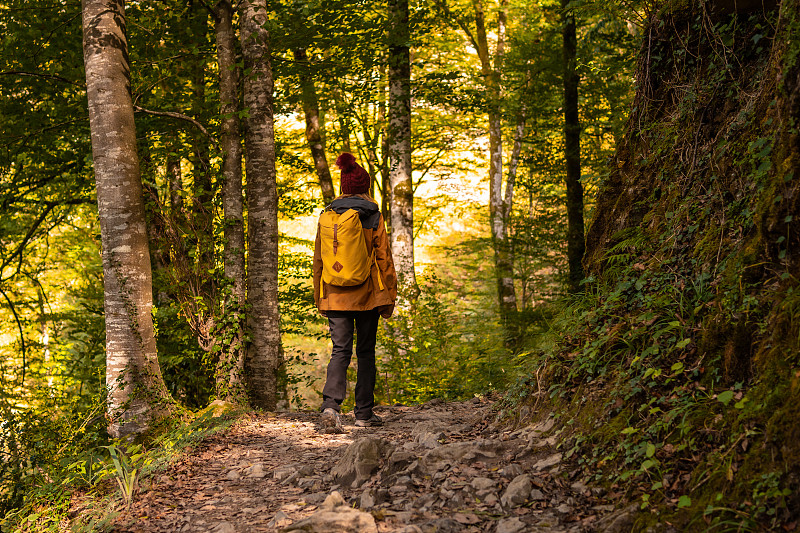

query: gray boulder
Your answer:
[331,437,392,488]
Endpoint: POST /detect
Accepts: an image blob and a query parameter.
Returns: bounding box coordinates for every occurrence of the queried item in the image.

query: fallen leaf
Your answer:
[453,513,481,525]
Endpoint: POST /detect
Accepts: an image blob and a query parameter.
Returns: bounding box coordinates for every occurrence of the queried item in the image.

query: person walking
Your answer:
[312,152,397,432]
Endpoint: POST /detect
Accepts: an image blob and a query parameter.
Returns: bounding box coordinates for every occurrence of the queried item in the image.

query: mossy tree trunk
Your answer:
[213,0,247,403]
[82,0,173,438]
[561,0,585,292]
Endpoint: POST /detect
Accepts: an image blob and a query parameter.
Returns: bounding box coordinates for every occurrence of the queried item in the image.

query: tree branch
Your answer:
[0,286,27,386]
[0,199,91,279]
[433,0,479,51]
[0,70,83,87]
[133,105,220,151]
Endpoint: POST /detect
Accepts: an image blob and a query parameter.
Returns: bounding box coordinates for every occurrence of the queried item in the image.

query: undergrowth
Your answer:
[504,1,799,530]
[0,404,239,533]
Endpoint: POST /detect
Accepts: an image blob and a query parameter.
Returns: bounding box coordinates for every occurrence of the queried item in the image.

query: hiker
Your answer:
[312,152,398,432]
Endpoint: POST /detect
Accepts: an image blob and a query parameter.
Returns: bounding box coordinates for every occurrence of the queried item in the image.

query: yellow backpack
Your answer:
[318,209,383,297]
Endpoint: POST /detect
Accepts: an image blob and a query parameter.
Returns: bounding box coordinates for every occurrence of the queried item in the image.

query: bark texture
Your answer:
[388,0,418,299]
[474,0,516,318]
[240,0,281,410]
[561,0,585,292]
[294,48,335,205]
[82,0,172,438]
[214,0,247,402]
[189,3,215,301]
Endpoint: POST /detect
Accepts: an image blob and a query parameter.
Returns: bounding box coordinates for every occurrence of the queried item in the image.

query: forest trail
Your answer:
[108,399,634,533]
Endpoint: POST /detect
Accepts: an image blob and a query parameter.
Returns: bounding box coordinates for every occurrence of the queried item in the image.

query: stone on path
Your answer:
[418,431,445,449]
[274,463,300,481]
[501,474,532,508]
[420,439,503,472]
[282,491,377,533]
[267,510,290,528]
[532,452,562,471]
[595,503,639,533]
[331,437,392,488]
[385,449,417,475]
[495,517,526,533]
[211,521,236,533]
[244,463,266,478]
[419,518,462,533]
[394,526,423,533]
[470,476,495,492]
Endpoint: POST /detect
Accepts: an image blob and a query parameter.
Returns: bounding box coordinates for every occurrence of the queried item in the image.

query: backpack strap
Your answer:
[372,249,385,291]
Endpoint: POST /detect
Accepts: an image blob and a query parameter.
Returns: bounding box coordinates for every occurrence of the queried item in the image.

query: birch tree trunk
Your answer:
[388,0,418,299]
[473,0,517,319]
[214,0,247,402]
[561,0,585,292]
[240,0,281,410]
[82,0,172,439]
[294,47,335,205]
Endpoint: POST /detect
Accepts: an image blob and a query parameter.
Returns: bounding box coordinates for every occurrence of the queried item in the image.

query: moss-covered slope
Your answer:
[527,1,800,529]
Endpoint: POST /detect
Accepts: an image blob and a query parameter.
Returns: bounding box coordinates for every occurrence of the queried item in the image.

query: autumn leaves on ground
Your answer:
[97,399,636,533]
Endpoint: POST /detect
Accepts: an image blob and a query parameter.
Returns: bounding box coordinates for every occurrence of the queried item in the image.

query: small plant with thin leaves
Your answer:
[107,445,138,509]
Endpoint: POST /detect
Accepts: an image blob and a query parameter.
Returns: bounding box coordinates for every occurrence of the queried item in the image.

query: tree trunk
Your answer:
[388,0,418,299]
[332,86,352,156]
[240,0,281,410]
[190,2,214,291]
[167,153,183,216]
[214,0,247,403]
[294,47,335,205]
[561,0,585,292]
[474,0,517,318]
[82,0,172,439]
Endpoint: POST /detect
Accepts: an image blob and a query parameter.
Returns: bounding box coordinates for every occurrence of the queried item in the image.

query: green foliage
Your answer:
[1,406,238,532]
[154,304,215,409]
[376,274,520,406]
[106,445,138,509]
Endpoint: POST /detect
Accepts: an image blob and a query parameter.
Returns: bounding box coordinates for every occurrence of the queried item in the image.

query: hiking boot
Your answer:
[321,408,344,434]
[354,414,383,428]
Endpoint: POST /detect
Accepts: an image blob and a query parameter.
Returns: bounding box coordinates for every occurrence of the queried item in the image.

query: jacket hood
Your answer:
[328,195,381,229]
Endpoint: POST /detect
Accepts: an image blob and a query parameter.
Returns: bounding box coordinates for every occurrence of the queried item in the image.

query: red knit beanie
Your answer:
[336,153,370,194]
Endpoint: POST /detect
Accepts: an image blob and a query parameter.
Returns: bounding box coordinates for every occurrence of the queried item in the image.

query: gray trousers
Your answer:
[321,309,380,420]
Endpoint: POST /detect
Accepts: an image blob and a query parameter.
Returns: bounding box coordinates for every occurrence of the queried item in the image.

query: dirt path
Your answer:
[112,399,627,532]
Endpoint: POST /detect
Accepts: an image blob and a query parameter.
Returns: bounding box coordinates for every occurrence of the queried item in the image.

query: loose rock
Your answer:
[501,474,532,508]
[495,517,526,533]
[245,463,266,478]
[532,453,562,471]
[331,437,392,488]
[211,522,236,533]
[283,491,378,533]
[596,503,639,533]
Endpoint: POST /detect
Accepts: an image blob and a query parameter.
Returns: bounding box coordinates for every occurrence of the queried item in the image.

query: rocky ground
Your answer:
[110,399,637,532]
